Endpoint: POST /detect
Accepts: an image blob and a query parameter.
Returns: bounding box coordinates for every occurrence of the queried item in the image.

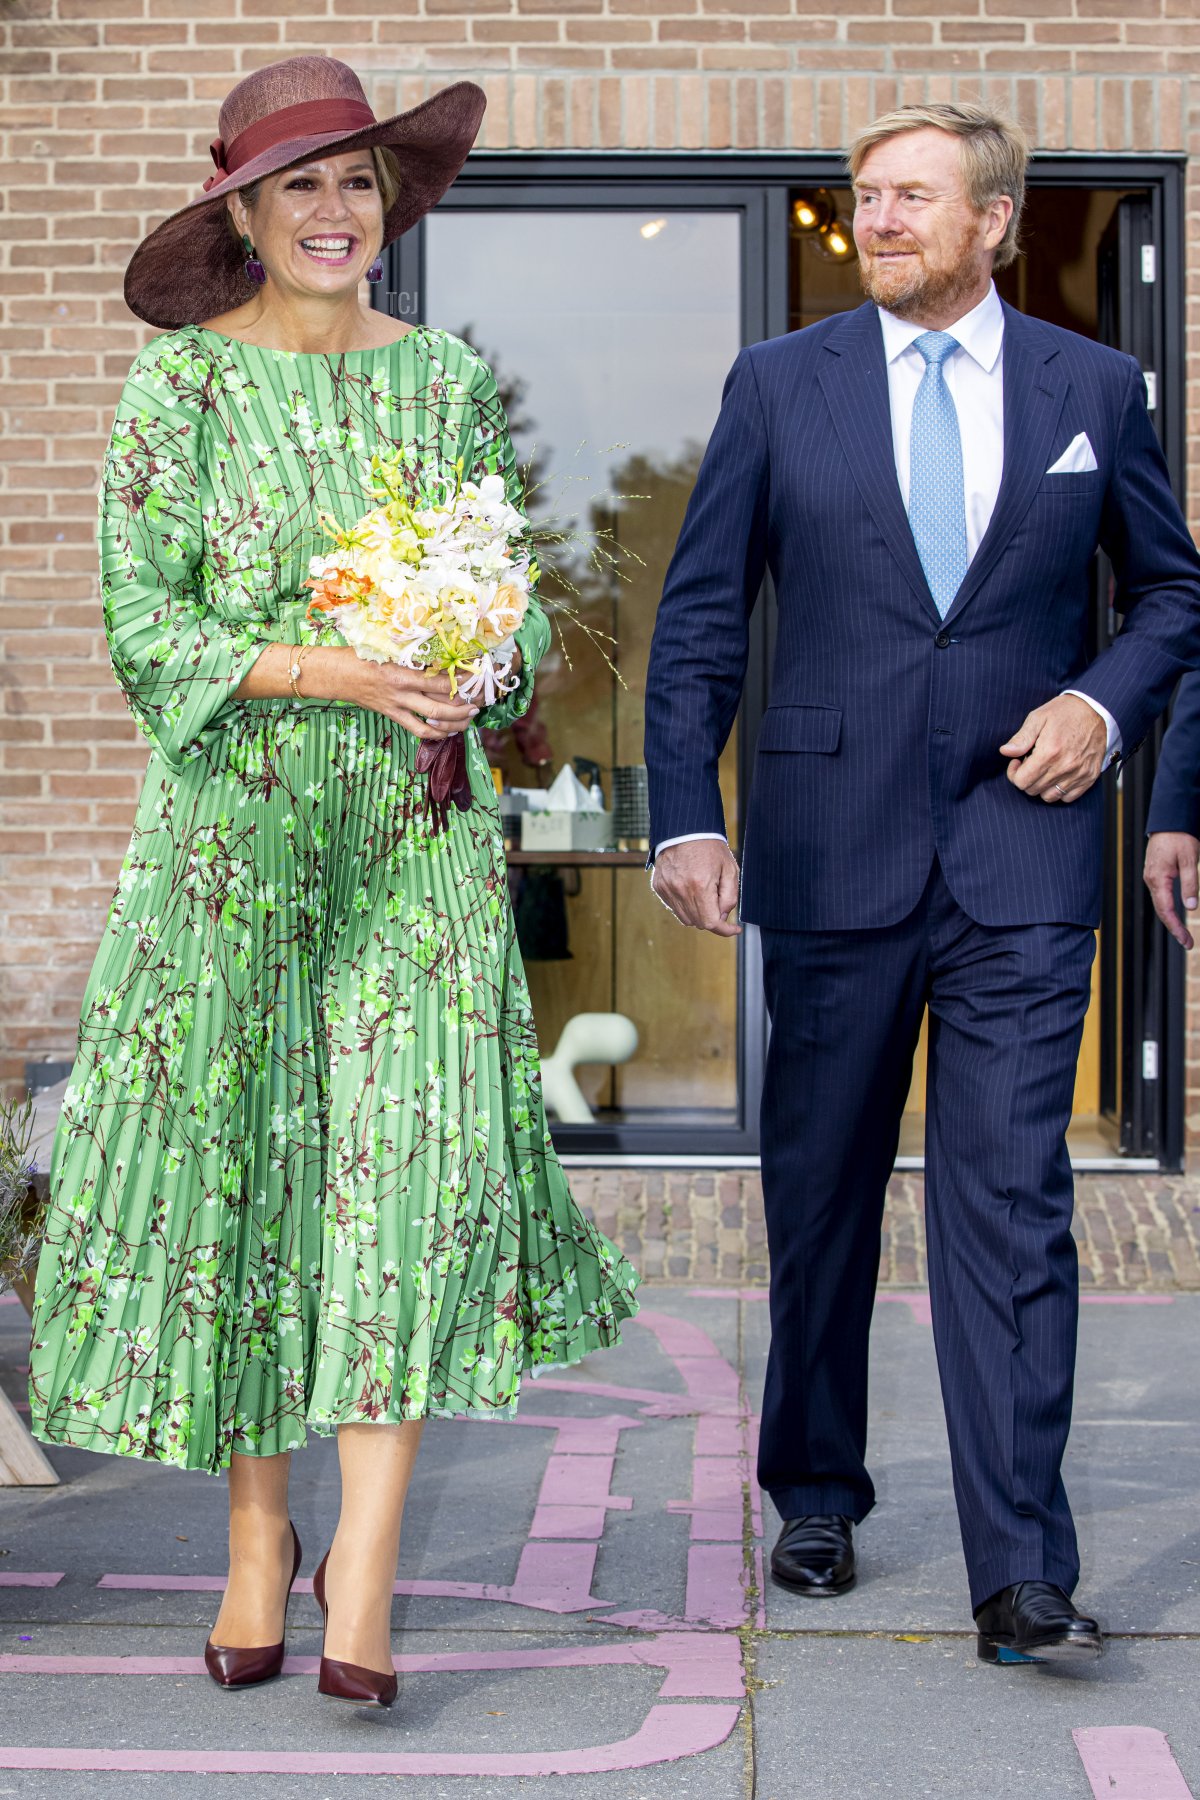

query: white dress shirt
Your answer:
[655,282,1118,857]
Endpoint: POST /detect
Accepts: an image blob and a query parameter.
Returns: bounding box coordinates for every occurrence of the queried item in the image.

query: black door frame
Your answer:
[381,151,1188,1167]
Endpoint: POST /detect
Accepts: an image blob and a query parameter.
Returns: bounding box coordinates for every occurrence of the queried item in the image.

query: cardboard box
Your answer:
[520,810,613,853]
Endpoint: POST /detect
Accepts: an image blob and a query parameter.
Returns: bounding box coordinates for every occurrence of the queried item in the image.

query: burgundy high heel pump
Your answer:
[204,1521,302,1689]
[312,1549,399,1708]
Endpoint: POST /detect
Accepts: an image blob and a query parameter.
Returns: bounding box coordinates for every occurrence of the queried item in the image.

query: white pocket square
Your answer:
[1046,432,1098,475]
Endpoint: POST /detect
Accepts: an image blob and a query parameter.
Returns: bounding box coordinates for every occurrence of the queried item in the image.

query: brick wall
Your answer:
[1,0,1198,1134]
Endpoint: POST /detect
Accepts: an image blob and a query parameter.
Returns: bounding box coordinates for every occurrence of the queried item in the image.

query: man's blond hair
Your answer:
[848,102,1029,270]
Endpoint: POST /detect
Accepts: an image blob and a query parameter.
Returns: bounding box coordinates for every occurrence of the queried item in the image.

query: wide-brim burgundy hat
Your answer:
[125,57,486,329]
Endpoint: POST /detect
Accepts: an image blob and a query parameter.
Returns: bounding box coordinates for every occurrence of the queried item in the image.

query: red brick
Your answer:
[565,17,654,37]
[748,18,841,39]
[513,48,606,65]
[612,47,699,67]
[700,45,790,67]
[660,17,744,38]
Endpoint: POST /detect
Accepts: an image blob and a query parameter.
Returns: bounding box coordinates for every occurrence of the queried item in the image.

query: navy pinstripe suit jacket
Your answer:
[1147,669,1200,837]
[644,300,1200,931]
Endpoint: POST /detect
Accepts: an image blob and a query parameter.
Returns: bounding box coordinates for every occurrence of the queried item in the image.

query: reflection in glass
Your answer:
[424,210,742,1127]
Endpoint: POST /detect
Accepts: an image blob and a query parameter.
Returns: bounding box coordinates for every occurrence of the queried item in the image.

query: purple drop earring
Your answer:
[241,233,266,285]
[367,257,384,284]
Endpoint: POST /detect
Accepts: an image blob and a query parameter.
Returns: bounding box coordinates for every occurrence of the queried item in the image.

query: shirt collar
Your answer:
[877,280,1004,373]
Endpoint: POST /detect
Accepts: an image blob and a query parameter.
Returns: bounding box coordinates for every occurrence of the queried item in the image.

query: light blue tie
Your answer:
[908,331,968,619]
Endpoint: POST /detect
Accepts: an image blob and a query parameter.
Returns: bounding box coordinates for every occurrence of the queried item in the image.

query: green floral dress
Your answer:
[28,325,640,1474]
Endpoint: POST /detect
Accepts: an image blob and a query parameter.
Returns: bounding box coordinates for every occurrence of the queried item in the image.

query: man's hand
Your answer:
[651,840,742,938]
[1000,694,1108,803]
[1144,831,1200,949]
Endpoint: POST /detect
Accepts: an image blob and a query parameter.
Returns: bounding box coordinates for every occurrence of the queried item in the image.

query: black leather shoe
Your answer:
[770,1515,856,1597]
[974,1580,1102,1666]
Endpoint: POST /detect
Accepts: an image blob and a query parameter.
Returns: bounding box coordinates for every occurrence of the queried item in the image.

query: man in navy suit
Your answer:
[1145,674,1200,946]
[644,103,1200,1665]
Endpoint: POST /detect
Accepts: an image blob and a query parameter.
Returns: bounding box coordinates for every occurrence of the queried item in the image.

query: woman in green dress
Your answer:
[28,57,639,1708]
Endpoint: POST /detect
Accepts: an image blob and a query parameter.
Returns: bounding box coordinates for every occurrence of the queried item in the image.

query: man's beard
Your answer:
[859,230,983,321]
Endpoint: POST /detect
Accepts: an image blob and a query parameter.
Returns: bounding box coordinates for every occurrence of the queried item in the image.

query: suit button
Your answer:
[935,630,951,649]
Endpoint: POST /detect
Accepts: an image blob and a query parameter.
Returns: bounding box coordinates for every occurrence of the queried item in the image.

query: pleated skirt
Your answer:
[28,700,640,1473]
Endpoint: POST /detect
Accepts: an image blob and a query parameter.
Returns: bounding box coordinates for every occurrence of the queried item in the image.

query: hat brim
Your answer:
[124,80,486,329]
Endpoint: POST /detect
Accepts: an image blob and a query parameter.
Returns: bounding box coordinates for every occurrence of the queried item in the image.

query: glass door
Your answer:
[383,186,771,1153]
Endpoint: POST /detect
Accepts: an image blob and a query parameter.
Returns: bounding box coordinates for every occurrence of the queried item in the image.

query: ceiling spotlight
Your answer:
[640,218,667,239]
[814,217,856,263]
[790,190,834,236]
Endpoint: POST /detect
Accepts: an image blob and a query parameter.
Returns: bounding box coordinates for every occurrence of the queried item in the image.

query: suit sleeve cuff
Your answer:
[654,832,729,857]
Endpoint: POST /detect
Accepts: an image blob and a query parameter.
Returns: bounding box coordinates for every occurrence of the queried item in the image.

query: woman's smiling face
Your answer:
[229,150,385,301]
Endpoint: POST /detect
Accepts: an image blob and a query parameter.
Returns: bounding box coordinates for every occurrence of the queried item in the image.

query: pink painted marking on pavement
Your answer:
[499,1541,607,1611]
[668,1456,747,1542]
[672,1356,741,1410]
[689,1288,768,1302]
[102,1545,609,1614]
[636,1313,732,1361]
[100,1575,227,1593]
[527,1440,629,1532]
[694,1415,743,1457]
[0,1656,211,1676]
[530,1501,632,1540]
[0,1294,20,1308]
[1074,1728,1195,1797]
[538,1453,620,1508]
[753,1546,767,1629]
[0,1707,742,1777]
[1080,1295,1175,1306]
[510,1414,638,1453]
[685,1544,750,1628]
[0,1631,744,1700]
[0,1574,63,1588]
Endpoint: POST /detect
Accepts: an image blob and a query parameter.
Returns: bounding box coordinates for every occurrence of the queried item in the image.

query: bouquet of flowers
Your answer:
[305,449,537,828]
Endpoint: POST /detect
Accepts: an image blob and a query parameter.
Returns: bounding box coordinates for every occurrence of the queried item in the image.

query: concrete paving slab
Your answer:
[753,1633,1200,1800]
[751,1293,1200,1637]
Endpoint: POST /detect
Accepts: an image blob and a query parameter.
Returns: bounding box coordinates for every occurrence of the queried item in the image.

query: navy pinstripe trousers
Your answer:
[757,858,1095,1611]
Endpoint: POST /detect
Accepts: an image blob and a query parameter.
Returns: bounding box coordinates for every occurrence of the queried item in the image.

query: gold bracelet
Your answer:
[287,645,312,701]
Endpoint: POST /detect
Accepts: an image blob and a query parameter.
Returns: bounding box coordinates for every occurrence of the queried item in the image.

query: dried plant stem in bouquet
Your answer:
[0,1094,41,1292]
[515,448,647,691]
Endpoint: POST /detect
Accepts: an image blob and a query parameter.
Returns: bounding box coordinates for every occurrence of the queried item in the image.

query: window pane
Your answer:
[425,209,742,1129]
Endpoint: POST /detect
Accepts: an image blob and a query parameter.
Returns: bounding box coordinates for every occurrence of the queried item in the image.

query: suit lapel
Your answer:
[943,304,1069,623]
[817,305,940,623]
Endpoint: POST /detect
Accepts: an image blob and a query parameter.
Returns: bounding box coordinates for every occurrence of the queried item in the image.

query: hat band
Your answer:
[207,97,378,188]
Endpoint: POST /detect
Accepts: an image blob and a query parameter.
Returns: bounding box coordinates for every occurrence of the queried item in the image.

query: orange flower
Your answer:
[305,564,373,622]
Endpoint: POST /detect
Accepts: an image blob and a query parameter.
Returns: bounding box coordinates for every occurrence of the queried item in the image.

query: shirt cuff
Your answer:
[1064,689,1123,768]
[654,832,729,857]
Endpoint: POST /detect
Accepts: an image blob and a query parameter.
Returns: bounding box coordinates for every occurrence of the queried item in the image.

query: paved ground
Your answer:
[570,1165,1200,1291]
[0,1281,1197,1795]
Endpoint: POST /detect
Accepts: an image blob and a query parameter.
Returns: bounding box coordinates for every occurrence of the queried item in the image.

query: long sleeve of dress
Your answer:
[456,350,550,732]
[100,343,270,772]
